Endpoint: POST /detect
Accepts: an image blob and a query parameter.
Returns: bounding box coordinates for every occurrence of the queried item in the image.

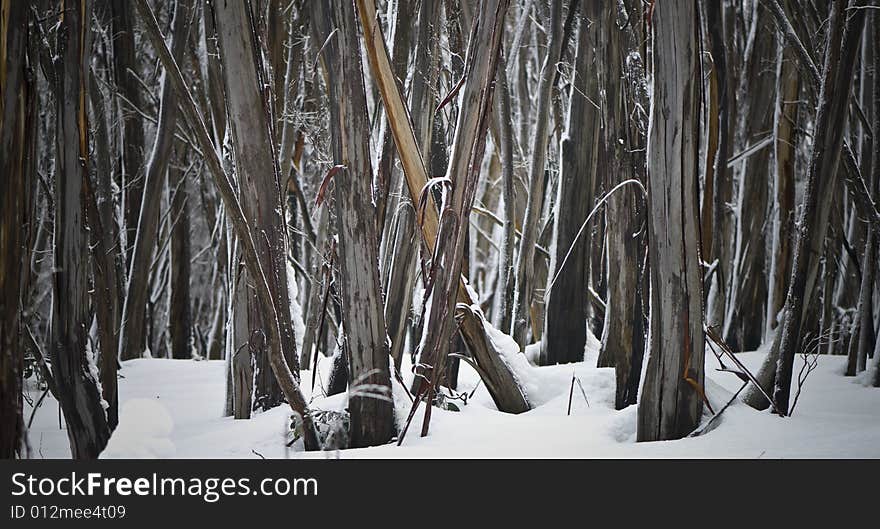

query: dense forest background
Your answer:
[1,0,879,459]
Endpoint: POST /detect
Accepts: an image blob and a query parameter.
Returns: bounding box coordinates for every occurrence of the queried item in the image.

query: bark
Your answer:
[169,157,192,360]
[384,204,419,369]
[110,0,146,260]
[328,0,395,447]
[0,0,31,458]
[637,0,705,442]
[52,0,111,459]
[119,0,191,361]
[133,0,320,450]
[773,0,861,415]
[511,0,565,349]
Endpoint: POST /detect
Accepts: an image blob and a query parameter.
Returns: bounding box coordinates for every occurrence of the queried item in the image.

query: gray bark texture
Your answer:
[327,0,395,447]
[637,0,705,442]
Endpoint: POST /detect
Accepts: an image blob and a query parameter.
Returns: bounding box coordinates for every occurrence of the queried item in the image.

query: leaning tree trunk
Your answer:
[356,0,528,413]
[773,0,863,415]
[408,0,512,435]
[326,0,395,447]
[214,0,302,412]
[0,0,32,458]
[52,0,111,459]
[511,0,565,350]
[118,0,191,361]
[542,0,598,366]
[637,0,705,442]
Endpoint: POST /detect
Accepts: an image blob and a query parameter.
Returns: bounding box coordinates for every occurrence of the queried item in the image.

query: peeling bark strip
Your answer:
[52,0,111,459]
[327,0,395,447]
[0,0,31,458]
[637,0,705,442]
[132,0,320,450]
[357,0,528,414]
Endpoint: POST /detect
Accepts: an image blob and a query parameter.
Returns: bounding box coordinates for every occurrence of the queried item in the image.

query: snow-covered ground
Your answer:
[24,334,880,458]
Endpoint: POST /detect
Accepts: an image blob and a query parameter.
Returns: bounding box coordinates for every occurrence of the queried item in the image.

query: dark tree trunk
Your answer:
[637,0,705,442]
[169,157,192,360]
[725,8,776,352]
[0,0,32,458]
[110,0,146,265]
[86,72,122,430]
[542,0,597,366]
[597,0,648,408]
[52,0,111,459]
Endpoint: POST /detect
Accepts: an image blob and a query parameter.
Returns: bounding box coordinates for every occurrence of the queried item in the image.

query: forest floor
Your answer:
[25,333,880,458]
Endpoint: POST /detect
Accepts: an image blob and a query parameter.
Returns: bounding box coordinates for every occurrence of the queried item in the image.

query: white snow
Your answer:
[24,336,880,458]
[101,399,176,459]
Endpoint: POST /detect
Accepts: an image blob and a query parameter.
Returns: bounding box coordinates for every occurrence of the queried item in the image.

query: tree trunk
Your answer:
[110,0,146,263]
[767,26,799,336]
[52,0,111,459]
[169,155,192,360]
[0,0,31,458]
[214,0,302,412]
[326,0,395,447]
[356,0,528,413]
[597,0,647,408]
[86,72,122,429]
[410,0,514,433]
[637,0,705,442]
[542,0,597,366]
